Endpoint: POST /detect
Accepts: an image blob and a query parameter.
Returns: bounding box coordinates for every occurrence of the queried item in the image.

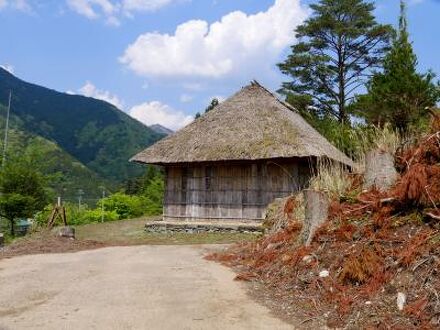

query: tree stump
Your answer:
[0,233,4,247]
[299,189,329,246]
[364,149,398,192]
[58,226,75,239]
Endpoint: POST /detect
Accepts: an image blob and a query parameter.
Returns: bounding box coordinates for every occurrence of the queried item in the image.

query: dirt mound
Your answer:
[208,118,440,329]
[0,230,107,260]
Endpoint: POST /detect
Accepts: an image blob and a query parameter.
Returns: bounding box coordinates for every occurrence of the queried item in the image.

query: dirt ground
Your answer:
[0,245,294,330]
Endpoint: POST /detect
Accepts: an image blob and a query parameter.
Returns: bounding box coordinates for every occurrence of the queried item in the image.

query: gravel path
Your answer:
[0,245,293,330]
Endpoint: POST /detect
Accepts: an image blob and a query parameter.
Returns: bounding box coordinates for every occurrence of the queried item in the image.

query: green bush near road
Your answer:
[35,190,163,226]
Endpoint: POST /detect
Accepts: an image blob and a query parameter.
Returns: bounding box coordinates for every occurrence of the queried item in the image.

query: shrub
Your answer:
[77,209,119,224]
[100,193,148,219]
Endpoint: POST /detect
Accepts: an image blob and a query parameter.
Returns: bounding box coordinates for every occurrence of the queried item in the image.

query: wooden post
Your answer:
[47,205,68,229]
[299,189,329,246]
[63,207,67,226]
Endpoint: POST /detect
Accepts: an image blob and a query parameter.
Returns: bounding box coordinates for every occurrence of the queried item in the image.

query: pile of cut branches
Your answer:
[208,117,440,329]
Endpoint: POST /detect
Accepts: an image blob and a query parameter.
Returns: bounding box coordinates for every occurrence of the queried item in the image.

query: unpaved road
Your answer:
[0,245,293,330]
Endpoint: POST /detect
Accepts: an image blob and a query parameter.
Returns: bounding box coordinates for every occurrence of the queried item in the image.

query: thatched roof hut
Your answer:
[132,82,353,222]
[132,82,353,167]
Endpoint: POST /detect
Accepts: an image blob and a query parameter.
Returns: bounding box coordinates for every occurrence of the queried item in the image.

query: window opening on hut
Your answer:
[256,164,263,206]
[205,166,212,190]
[242,165,250,206]
[180,167,188,204]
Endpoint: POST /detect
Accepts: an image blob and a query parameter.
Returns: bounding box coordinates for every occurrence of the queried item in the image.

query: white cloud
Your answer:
[66,0,117,19]
[0,0,32,12]
[66,0,182,24]
[77,81,125,109]
[122,0,174,12]
[129,101,193,130]
[0,64,14,74]
[179,93,193,103]
[208,95,225,103]
[72,82,192,131]
[120,0,308,78]
[182,83,204,91]
[106,15,120,26]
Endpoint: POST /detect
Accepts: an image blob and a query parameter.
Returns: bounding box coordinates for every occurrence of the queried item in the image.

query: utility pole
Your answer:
[0,90,12,236]
[2,90,12,168]
[99,186,106,223]
[77,189,84,210]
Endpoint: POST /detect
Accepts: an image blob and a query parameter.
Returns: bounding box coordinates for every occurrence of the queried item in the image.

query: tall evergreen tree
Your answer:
[354,1,440,132]
[278,0,392,123]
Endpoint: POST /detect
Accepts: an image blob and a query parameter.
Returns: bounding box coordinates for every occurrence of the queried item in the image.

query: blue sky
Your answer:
[0,0,439,130]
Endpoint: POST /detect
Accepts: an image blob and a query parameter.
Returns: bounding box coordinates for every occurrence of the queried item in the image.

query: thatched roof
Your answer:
[131,82,353,167]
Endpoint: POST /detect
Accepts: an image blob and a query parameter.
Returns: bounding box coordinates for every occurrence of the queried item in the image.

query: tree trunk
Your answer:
[299,189,329,246]
[338,37,346,124]
[364,149,398,192]
[9,218,14,236]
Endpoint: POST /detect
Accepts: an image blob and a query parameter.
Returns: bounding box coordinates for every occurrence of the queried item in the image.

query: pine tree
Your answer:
[354,1,440,132]
[278,0,392,123]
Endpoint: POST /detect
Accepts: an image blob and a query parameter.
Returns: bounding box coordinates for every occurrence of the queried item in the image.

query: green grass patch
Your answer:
[75,217,259,245]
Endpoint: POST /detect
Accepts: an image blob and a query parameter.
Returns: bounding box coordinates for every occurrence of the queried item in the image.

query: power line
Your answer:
[2,90,12,168]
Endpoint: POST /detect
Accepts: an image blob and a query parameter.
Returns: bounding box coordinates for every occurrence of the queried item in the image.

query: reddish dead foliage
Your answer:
[208,119,440,329]
[396,230,432,267]
[283,195,297,221]
[394,116,440,209]
[339,245,384,284]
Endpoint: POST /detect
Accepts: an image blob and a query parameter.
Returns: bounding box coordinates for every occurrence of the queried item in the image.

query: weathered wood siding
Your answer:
[163,159,313,222]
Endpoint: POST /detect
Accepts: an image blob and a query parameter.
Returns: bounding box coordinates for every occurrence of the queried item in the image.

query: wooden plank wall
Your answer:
[163,159,313,222]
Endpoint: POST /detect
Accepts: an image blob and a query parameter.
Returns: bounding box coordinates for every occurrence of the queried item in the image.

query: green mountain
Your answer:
[0,68,164,184]
[0,102,112,201]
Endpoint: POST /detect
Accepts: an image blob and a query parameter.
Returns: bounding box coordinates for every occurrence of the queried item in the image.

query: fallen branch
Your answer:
[425,212,440,221]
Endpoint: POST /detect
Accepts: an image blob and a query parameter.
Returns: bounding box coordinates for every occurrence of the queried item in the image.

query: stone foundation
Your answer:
[145,221,262,234]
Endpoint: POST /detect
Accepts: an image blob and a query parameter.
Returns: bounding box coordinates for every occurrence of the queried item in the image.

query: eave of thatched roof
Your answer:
[131,82,354,167]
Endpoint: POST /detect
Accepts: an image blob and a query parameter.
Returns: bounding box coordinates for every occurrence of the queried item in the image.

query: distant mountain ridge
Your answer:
[150,124,174,136]
[0,68,164,184]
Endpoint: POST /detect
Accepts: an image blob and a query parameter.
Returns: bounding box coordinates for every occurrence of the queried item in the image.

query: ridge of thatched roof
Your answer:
[131,82,354,167]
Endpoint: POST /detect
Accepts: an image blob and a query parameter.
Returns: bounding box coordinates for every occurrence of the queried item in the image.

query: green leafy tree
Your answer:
[278,0,392,123]
[205,98,219,113]
[353,1,440,132]
[193,98,220,120]
[123,166,164,216]
[0,163,49,235]
[101,192,147,219]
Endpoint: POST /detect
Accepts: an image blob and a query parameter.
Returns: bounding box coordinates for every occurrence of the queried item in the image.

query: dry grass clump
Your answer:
[352,124,403,174]
[370,124,402,154]
[309,160,353,199]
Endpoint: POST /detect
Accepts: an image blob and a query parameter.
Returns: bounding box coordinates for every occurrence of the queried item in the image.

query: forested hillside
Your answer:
[0,103,110,199]
[0,68,164,183]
